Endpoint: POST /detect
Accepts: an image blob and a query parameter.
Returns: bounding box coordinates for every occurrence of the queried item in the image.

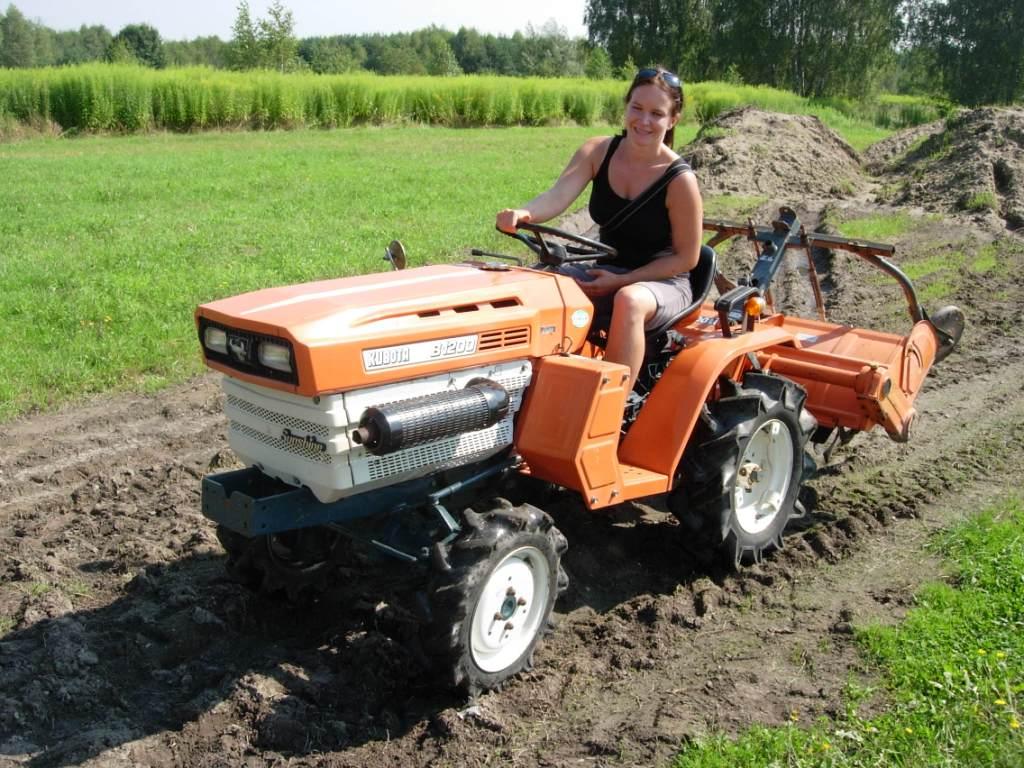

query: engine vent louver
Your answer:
[479,327,530,351]
[417,299,519,319]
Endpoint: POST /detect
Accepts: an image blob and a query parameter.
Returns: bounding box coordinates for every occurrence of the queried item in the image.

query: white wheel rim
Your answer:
[470,545,551,674]
[732,418,795,535]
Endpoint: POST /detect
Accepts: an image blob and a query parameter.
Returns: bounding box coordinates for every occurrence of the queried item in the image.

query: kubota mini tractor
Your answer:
[196,208,963,693]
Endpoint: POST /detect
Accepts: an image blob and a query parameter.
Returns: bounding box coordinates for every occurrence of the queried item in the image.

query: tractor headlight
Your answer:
[204,326,228,354]
[258,341,292,373]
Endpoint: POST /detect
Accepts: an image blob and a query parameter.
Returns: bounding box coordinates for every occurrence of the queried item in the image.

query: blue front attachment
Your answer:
[202,459,513,563]
[201,466,433,537]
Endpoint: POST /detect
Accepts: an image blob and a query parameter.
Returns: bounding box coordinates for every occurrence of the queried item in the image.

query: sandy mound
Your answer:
[885,107,1024,229]
[681,107,865,200]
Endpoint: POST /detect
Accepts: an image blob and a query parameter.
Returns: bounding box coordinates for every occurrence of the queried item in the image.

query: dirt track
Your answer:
[3,109,1024,767]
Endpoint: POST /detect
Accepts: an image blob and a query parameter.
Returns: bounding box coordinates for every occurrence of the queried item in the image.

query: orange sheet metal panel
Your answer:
[515,355,631,510]
[620,324,796,480]
[620,305,940,475]
[756,315,940,440]
[196,264,595,397]
[901,319,939,397]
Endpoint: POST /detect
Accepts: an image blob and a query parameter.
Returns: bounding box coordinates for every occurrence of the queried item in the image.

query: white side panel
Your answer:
[222,379,355,502]
[343,360,532,496]
[221,359,532,504]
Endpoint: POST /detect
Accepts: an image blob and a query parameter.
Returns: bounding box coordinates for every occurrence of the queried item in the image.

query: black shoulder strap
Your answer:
[601,158,690,236]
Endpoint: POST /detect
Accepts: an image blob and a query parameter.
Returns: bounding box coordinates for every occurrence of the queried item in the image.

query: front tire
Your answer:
[215,525,350,600]
[669,372,816,566]
[425,499,568,695]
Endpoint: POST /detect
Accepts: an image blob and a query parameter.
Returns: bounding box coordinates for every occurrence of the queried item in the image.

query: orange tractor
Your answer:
[196,208,963,693]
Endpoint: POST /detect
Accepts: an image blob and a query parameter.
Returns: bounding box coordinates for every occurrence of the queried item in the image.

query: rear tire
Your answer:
[424,499,568,695]
[669,372,816,566]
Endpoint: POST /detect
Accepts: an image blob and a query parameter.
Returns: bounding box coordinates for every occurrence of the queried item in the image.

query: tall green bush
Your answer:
[0,63,945,135]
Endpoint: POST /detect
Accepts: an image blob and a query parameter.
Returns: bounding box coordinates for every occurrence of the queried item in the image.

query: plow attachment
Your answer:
[701,208,965,441]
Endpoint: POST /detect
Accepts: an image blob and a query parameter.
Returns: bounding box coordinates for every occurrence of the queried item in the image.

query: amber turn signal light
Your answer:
[745,296,766,316]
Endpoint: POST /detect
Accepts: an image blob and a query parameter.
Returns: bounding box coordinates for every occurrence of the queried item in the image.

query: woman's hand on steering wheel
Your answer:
[496,208,531,234]
[496,220,618,266]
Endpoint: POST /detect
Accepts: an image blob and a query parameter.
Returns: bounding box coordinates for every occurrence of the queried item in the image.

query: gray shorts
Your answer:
[557,261,693,330]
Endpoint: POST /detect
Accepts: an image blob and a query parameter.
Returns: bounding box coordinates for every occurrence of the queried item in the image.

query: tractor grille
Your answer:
[226,394,330,439]
[230,422,334,464]
[366,421,513,481]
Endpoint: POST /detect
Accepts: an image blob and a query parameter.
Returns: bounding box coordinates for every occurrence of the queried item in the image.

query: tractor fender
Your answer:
[619,326,796,478]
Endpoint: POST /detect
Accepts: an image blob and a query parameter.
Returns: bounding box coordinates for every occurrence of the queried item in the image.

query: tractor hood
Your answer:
[196,263,594,396]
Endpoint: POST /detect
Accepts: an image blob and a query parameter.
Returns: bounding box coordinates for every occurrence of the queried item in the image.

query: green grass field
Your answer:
[674,497,1024,768]
[1,126,610,420]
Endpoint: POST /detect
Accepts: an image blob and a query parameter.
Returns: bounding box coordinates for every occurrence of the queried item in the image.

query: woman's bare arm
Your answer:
[496,136,610,232]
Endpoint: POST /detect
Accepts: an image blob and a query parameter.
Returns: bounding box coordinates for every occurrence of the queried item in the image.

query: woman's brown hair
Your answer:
[623,66,684,147]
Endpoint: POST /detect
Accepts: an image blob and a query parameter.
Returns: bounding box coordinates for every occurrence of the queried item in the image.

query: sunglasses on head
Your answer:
[635,68,682,90]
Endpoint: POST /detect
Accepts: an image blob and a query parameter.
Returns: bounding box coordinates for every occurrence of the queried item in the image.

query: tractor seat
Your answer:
[588,244,718,349]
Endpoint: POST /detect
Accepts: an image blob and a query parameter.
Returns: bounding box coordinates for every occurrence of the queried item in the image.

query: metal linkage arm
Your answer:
[702,211,926,324]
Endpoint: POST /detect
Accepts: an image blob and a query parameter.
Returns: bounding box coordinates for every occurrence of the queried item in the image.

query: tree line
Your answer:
[1,0,1021,105]
[584,0,1024,104]
[0,2,606,78]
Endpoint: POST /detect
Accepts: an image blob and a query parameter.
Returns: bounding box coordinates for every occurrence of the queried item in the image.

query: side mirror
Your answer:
[384,240,407,271]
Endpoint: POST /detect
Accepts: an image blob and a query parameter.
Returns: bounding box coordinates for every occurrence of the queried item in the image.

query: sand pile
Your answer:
[682,107,865,200]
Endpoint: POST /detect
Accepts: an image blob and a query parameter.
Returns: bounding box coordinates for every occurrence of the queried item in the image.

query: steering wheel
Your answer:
[499,222,618,268]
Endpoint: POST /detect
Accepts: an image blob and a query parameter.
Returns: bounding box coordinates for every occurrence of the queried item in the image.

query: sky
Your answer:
[12,1,590,41]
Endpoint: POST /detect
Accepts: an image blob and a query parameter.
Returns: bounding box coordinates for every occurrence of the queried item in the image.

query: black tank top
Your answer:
[588,135,690,271]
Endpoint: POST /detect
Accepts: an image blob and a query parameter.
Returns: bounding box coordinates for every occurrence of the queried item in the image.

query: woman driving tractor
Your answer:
[496,66,703,388]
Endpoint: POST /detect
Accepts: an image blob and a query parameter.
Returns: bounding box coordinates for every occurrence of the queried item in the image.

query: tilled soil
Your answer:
[3,109,1024,767]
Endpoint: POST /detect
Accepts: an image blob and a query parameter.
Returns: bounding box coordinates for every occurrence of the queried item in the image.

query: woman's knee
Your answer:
[613,284,657,323]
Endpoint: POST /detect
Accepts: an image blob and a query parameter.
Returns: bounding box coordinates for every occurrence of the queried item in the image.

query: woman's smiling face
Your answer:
[625,83,678,146]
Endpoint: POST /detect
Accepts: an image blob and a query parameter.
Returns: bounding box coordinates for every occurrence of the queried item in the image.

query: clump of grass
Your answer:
[960,191,999,213]
[898,134,932,162]
[830,178,857,197]
[874,180,907,204]
[21,582,52,597]
[833,211,916,241]
[972,243,999,273]
[675,497,1024,767]
[63,579,94,600]
[900,250,965,281]
[0,616,14,636]
[697,125,734,141]
[919,277,956,303]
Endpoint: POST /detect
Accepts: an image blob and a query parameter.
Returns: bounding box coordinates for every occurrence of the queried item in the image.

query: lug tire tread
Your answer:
[423,498,568,696]
[669,373,816,568]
